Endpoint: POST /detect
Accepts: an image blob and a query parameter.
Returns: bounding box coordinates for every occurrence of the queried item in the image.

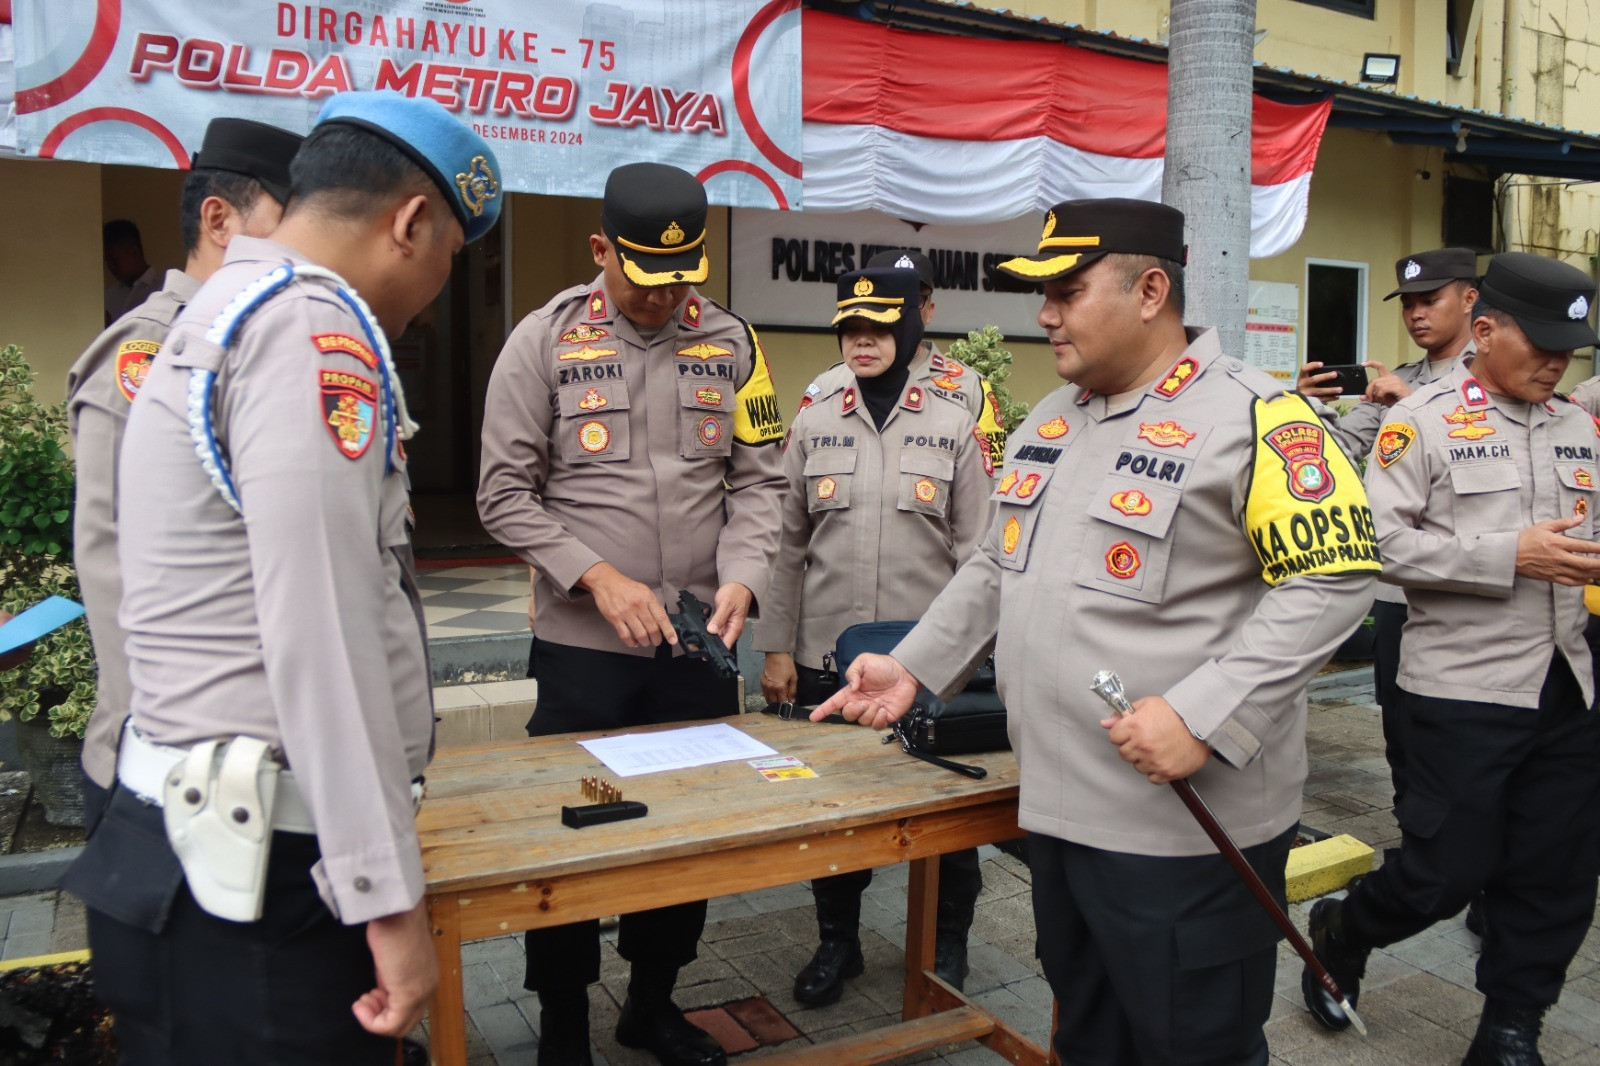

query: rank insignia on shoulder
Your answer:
[697,414,724,446]
[558,345,618,362]
[914,477,938,503]
[796,395,814,414]
[1137,420,1195,448]
[1110,489,1153,516]
[816,476,837,500]
[677,342,732,360]
[997,470,1019,495]
[842,387,857,413]
[320,369,377,460]
[578,420,611,453]
[578,388,608,411]
[1002,515,1021,555]
[588,291,608,320]
[1375,423,1416,468]
[929,352,946,371]
[312,332,379,370]
[1154,356,1199,398]
[561,324,610,344]
[115,340,160,402]
[1105,541,1141,579]
[904,386,923,410]
[1462,378,1489,406]
[1037,416,1069,439]
[1263,421,1335,502]
[682,297,702,329]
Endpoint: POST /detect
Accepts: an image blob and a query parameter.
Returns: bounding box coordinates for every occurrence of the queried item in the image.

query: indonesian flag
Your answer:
[802,11,1330,258]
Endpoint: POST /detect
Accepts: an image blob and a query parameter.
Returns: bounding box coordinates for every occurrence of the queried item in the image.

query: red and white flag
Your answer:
[802,11,1330,258]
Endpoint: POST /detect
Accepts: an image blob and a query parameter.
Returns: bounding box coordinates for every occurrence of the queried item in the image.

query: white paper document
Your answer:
[578,723,778,777]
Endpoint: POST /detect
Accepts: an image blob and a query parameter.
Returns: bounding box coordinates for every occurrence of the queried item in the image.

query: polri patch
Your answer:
[1375,423,1416,468]
[312,332,378,369]
[1263,421,1335,503]
[696,386,724,406]
[1002,515,1021,555]
[578,388,608,411]
[578,420,611,453]
[1111,489,1153,516]
[816,476,837,501]
[1037,416,1069,440]
[1105,542,1141,579]
[320,369,377,460]
[697,414,724,447]
[914,477,937,503]
[1015,473,1041,499]
[677,342,731,360]
[996,470,1019,496]
[115,340,160,402]
[557,345,618,362]
[1137,420,1195,448]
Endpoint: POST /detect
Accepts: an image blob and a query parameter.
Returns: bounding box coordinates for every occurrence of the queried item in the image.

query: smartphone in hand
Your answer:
[1318,364,1370,397]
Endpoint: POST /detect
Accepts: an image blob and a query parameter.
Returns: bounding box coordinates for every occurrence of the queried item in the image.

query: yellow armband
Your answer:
[733,329,785,445]
[1245,393,1383,586]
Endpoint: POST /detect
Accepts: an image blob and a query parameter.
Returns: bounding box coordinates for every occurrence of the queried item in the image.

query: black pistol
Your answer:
[671,590,739,678]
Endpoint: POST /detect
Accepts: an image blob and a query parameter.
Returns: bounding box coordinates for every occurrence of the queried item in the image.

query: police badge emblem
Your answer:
[1263,421,1335,502]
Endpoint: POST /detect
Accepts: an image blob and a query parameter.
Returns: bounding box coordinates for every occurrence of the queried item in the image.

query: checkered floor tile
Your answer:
[419,566,530,639]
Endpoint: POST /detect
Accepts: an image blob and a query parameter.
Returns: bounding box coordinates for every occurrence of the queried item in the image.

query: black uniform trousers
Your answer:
[1369,598,1409,804]
[1027,825,1294,1066]
[522,637,738,992]
[72,788,398,1065]
[792,666,982,915]
[1343,655,1600,1008]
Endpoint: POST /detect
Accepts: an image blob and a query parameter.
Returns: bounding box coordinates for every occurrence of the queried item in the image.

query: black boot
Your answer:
[535,987,594,1066]
[1465,896,1487,938]
[933,897,974,991]
[614,963,726,1066]
[1462,1001,1546,1066]
[1301,898,1370,1031]
[793,879,865,1007]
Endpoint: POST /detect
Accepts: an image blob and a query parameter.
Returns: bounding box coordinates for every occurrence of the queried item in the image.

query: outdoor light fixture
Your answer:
[1360,53,1401,84]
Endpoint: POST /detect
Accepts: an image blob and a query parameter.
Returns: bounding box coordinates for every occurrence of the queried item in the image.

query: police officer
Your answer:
[753,266,992,1005]
[477,163,785,1066]
[1302,252,1600,1066]
[67,117,303,831]
[63,91,501,1065]
[803,248,1007,469]
[1567,372,1600,416]
[1299,248,1479,808]
[812,198,1379,1065]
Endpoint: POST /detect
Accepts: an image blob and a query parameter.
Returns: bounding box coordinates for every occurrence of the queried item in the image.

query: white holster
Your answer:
[162,737,279,923]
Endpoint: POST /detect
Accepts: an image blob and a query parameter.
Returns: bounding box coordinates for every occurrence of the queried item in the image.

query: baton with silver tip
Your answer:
[1090,670,1367,1038]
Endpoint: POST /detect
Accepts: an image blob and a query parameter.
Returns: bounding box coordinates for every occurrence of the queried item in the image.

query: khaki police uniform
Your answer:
[1569,373,1600,417]
[894,329,1378,1064]
[66,269,201,794]
[754,376,992,671]
[806,344,1006,471]
[479,277,784,658]
[1319,342,1473,464]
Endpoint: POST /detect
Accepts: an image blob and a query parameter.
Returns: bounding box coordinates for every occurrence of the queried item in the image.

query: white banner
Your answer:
[11,0,802,210]
[1246,280,1301,381]
[728,209,1048,340]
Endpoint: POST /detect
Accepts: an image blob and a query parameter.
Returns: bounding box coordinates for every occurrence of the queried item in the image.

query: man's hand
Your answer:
[761,652,798,705]
[578,562,675,648]
[1361,361,1412,406]
[354,899,438,1038]
[1295,361,1343,403]
[707,582,754,646]
[1101,695,1211,784]
[1515,515,1600,586]
[811,653,920,730]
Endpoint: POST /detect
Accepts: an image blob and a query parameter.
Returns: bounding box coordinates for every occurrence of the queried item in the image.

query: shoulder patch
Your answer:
[560,324,610,344]
[974,425,994,476]
[320,368,378,460]
[115,340,161,402]
[1154,356,1200,398]
[1246,393,1381,586]
[1375,423,1416,468]
[732,331,784,445]
[587,290,608,320]
[311,332,379,370]
[682,297,702,329]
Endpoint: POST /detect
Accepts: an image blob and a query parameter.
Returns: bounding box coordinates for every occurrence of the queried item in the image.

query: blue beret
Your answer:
[315,90,502,243]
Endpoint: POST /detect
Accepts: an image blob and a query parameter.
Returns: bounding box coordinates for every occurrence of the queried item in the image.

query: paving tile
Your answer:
[0,932,52,960]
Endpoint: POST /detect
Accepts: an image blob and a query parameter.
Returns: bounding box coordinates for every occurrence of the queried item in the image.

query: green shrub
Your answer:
[945,325,1030,432]
[0,344,92,740]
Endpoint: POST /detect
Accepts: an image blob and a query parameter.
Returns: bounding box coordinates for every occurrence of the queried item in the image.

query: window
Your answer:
[1291,0,1376,18]
[1304,260,1369,368]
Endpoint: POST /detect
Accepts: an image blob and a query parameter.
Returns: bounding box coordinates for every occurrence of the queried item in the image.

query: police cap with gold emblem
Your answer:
[1384,247,1477,300]
[831,267,921,326]
[1477,251,1600,351]
[192,118,303,205]
[996,198,1186,285]
[866,248,935,296]
[314,90,502,243]
[602,163,710,288]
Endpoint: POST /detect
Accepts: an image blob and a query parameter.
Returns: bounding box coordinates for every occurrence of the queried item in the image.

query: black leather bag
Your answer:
[829,621,1010,772]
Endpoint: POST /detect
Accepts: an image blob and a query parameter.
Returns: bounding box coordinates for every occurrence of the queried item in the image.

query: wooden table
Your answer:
[419,714,1052,1066]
